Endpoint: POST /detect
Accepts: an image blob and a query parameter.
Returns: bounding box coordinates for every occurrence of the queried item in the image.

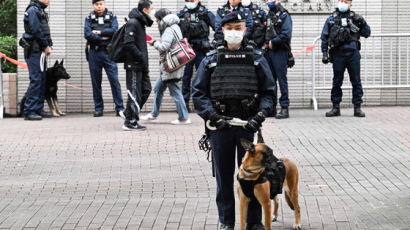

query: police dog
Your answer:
[238,134,301,230]
[20,60,71,117]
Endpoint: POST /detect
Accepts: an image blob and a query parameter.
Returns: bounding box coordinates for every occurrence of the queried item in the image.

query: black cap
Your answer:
[221,11,246,26]
[92,0,104,4]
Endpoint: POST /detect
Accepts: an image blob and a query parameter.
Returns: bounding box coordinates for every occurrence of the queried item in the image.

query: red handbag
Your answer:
[161,27,196,72]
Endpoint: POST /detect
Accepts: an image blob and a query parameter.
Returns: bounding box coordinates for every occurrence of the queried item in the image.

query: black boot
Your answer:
[325,103,340,117]
[24,114,42,121]
[354,104,365,117]
[275,107,289,119]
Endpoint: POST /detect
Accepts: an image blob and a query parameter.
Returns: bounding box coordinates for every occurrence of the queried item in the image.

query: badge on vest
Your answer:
[225,54,246,59]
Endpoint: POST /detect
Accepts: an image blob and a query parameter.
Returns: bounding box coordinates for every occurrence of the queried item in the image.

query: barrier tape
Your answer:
[0,51,86,91]
[292,45,316,58]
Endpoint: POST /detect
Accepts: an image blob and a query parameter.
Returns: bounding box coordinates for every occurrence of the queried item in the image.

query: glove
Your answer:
[353,14,366,27]
[245,112,265,133]
[322,52,329,64]
[209,113,232,130]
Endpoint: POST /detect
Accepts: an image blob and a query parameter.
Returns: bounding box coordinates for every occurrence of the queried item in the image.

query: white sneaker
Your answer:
[118,110,126,120]
[171,118,191,125]
[140,113,157,122]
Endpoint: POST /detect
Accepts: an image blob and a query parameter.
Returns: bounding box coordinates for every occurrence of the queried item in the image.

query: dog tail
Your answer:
[285,191,295,210]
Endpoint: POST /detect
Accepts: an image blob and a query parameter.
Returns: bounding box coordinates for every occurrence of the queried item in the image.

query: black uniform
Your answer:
[243,3,267,48]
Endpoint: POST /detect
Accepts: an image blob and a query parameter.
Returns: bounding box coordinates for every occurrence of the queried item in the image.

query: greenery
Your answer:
[0,36,17,73]
[0,0,17,73]
[0,0,17,37]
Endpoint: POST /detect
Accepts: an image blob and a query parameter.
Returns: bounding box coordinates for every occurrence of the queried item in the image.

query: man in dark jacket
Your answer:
[122,0,154,131]
[84,0,124,117]
[21,0,53,120]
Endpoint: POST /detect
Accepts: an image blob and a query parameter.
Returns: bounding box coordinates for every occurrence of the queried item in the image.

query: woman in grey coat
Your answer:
[143,9,191,125]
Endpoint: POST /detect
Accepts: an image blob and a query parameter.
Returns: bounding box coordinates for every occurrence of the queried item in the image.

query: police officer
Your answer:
[84,0,124,117]
[192,11,276,230]
[241,0,267,49]
[321,0,370,117]
[21,0,52,120]
[264,0,293,119]
[214,0,254,44]
[177,0,215,112]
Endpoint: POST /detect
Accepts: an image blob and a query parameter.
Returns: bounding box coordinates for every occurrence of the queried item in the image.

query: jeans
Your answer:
[151,76,189,120]
[182,48,206,103]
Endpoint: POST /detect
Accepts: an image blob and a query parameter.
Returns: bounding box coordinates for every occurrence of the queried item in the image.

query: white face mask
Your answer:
[149,9,156,19]
[241,0,251,7]
[224,30,245,46]
[338,2,349,12]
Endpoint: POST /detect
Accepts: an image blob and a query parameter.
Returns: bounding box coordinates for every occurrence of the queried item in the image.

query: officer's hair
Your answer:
[138,0,152,11]
[154,8,171,21]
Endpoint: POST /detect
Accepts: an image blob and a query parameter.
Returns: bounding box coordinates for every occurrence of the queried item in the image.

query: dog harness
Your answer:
[238,160,286,200]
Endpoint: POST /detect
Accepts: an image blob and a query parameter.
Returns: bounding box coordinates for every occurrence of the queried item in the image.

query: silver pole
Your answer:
[0,58,4,119]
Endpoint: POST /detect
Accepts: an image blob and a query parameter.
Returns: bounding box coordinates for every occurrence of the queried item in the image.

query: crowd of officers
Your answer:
[22,0,370,228]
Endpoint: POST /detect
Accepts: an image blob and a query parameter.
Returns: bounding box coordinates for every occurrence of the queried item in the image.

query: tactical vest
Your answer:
[182,5,210,39]
[218,4,249,19]
[265,5,288,46]
[247,4,265,46]
[24,1,50,37]
[210,46,258,101]
[89,11,113,31]
[328,11,360,49]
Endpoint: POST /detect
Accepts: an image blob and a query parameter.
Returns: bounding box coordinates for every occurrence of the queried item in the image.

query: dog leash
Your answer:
[206,117,248,131]
[40,52,46,72]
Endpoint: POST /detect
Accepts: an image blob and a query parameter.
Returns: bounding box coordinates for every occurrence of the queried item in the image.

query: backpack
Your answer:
[107,18,128,63]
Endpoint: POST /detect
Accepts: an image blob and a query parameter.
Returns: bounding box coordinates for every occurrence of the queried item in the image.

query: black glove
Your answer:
[245,112,265,133]
[353,14,366,27]
[322,52,329,64]
[209,113,232,130]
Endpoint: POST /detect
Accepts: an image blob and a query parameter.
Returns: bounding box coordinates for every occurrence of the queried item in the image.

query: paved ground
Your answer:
[0,107,409,230]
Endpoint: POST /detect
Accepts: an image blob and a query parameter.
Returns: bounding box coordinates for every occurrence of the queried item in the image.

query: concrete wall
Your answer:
[17,0,410,114]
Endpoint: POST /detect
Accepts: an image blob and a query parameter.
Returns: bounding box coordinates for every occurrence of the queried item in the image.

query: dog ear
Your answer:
[240,138,255,152]
[257,131,264,144]
[60,59,64,66]
[54,60,59,67]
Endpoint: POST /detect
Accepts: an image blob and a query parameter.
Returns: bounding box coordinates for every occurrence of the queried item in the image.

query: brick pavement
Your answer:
[0,107,409,230]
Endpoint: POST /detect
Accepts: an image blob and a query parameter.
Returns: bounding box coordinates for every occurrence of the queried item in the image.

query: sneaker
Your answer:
[171,118,191,125]
[141,113,157,122]
[122,121,147,131]
[117,110,126,120]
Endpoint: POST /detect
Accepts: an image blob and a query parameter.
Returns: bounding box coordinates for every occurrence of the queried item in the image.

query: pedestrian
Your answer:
[192,11,276,230]
[121,0,155,131]
[241,0,267,49]
[321,0,371,117]
[142,9,191,125]
[21,0,53,120]
[214,0,253,44]
[177,0,215,112]
[84,0,124,117]
[264,0,293,119]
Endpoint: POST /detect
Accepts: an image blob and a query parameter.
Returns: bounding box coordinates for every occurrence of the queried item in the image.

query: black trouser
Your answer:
[125,70,151,122]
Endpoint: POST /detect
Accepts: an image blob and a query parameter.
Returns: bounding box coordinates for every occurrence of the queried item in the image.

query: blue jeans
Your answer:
[151,76,189,120]
[24,51,46,115]
[182,48,206,103]
[88,49,124,112]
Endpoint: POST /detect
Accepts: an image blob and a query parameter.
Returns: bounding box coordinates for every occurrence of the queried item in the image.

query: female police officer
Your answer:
[192,11,276,230]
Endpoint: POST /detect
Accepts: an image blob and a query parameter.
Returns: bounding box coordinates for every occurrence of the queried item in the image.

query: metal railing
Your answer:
[310,33,410,110]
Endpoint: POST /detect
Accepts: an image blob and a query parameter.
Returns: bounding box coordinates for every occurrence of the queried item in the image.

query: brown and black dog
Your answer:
[238,134,301,230]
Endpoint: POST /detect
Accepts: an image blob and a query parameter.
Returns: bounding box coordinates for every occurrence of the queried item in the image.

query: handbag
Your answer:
[161,27,196,72]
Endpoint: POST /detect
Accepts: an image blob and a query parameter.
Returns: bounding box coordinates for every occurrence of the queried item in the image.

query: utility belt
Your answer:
[90,45,108,51]
[19,37,41,59]
[214,97,259,119]
[190,40,211,53]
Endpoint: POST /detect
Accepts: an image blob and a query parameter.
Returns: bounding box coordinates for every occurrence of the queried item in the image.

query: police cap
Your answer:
[221,11,246,26]
[92,0,104,4]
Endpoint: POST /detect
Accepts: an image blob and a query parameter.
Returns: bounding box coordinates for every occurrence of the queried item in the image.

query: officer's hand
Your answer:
[44,46,52,56]
[322,53,329,64]
[102,37,110,41]
[209,113,232,130]
[245,112,265,133]
[92,30,101,35]
[269,40,273,50]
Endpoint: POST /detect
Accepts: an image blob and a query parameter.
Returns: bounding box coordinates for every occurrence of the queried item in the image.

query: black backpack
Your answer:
[107,18,128,63]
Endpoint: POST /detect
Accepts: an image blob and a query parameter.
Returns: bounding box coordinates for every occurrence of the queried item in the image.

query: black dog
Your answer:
[20,59,71,117]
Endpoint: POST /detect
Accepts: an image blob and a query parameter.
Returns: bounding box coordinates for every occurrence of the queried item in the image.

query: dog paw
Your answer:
[271,215,278,222]
[293,224,301,230]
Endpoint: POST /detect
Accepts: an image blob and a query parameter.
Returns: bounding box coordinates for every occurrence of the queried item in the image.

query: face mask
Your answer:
[186,2,197,10]
[241,0,251,7]
[267,1,276,9]
[338,2,349,12]
[149,9,156,19]
[224,30,244,46]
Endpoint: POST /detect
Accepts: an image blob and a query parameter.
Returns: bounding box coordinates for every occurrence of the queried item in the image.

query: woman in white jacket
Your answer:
[143,9,191,125]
